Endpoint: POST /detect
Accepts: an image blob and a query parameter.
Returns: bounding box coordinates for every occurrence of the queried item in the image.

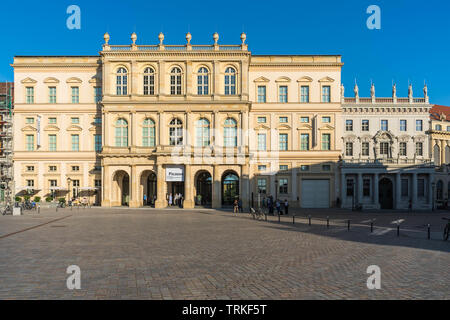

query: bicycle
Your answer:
[443,218,450,241]
[1,205,12,216]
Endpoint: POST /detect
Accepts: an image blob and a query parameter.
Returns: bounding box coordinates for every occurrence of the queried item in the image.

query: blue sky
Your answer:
[1,0,449,104]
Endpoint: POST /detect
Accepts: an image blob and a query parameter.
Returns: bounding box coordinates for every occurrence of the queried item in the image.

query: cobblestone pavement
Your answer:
[0,207,449,300]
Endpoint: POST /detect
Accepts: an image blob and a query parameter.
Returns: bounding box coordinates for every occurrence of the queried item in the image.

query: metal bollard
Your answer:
[427,224,431,240]
[347,220,350,231]
[397,224,400,237]
[308,215,311,226]
[327,216,329,229]
[370,221,374,233]
[293,215,295,225]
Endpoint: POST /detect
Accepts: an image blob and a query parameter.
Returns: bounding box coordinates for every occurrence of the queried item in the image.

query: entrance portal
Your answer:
[142,171,157,207]
[196,171,212,207]
[379,178,393,209]
[222,171,239,206]
[167,182,185,206]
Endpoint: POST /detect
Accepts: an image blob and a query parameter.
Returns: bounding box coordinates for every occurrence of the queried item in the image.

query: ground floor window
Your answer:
[363,178,371,197]
[418,179,425,197]
[346,179,354,197]
[401,179,409,197]
[278,178,288,194]
[257,178,266,194]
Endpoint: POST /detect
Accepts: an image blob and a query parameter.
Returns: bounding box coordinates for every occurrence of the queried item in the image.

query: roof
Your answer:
[430,105,450,121]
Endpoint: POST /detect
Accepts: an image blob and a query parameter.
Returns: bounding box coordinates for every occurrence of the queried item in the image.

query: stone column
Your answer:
[291,166,298,205]
[101,165,111,207]
[241,164,250,210]
[374,173,379,209]
[183,164,194,209]
[130,112,136,147]
[412,172,418,209]
[212,165,221,208]
[441,140,446,165]
[395,172,402,209]
[129,165,139,208]
[155,164,165,208]
[357,173,363,205]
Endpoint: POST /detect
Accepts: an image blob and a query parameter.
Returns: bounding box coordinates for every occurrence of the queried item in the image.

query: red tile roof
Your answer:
[430,105,450,121]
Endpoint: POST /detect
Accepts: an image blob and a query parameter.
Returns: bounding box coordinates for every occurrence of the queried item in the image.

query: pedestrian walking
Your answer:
[143,194,147,206]
[169,193,173,206]
[233,198,239,215]
[276,199,281,215]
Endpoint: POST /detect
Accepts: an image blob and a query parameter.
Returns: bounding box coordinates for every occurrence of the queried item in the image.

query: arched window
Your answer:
[170,67,182,95]
[195,118,210,147]
[224,67,236,95]
[142,118,156,147]
[115,118,128,147]
[143,67,155,95]
[169,118,183,146]
[224,118,237,147]
[116,67,128,96]
[197,67,209,95]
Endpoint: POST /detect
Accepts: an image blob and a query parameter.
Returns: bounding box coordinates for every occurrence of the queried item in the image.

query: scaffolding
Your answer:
[0,82,13,207]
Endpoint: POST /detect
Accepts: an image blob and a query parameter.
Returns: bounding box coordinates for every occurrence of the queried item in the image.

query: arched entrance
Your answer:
[141,171,157,207]
[195,171,212,207]
[379,178,393,209]
[222,171,239,206]
[112,170,130,206]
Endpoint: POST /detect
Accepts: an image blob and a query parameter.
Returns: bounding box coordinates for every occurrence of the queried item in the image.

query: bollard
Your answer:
[327,216,329,229]
[278,214,280,223]
[347,220,350,231]
[293,215,295,225]
[427,224,431,240]
[370,221,374,233]
[397,224,400,237]
[308,215,311,226]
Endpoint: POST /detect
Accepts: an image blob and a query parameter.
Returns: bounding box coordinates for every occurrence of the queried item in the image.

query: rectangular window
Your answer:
[363,179,371,197]
[399,142,407,156]
[279,134,288,151]
[322,164,331,171]
[72,179,80,198]
[72,166,80,172]
[380,142,389,155]
[416,142,423,156]
[322,86,331,103]
[94,134,102,152]
[257,133,266,151]
[258,165,267,171]
[322,116,331,123]
[345,142,353,156]
[26,166,35,172]
[362,120,369,131]
[346,120,353,131]
[49,117,57,124]
[279,117,288,123]
[416,120,423,131]
[257,116,266,123]
[300,165,309,171]
[26,117,34,124]
[26,135,34,151]
[279,86,288,103]
[346,179,354,197]
[257,178,267,194]
[49,87,56,104]
[401,179,409,197]
[362,142,370,156]
[279,178,288,194]
[400,120,407,131]
[71,87,79,104]
[71,117,80,124]
[300,133,309,151]
[257,86,266,103]
[50,180,58,187]
[300,117,309,123]
[94,87,102,103]
[321,134,331,150]
[26,87,34,104]
[435,124,442,131]
[381,120,388,131]
[417,179,425,197]
[49,134,57,151]
[95,179,102,188]
[279,165,288,171]
[49,166,57,172]
[300,86,309,103]
[27,179,34,187]
[71,134,79,151]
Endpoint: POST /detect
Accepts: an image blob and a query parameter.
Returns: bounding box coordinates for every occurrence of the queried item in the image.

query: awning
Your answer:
[15,186,41,191]
[79,187,100,191]
[49,187,68,191]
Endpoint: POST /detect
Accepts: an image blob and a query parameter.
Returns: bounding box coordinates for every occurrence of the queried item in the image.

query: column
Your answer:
[340,172,346,207]
[184,164,194,209]
[129,165,139,208]
[395,172,401,209]
[357,173,363,205]
[212,165,221,208]
[130,111,137,147]
[241,164,250,210]
[441,140,446,165]
[101,165,111,207]
[291,166,298,205]
[374,173,379,209]
[155,164,165,208]
[412,172,418,209]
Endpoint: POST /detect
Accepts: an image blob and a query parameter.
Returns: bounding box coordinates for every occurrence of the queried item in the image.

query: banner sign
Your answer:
[166,166,184,182]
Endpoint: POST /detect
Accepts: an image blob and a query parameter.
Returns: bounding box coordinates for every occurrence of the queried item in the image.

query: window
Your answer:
[257,117,266,123]
[49,87,56,103]
[169,118,183,146]
[26,117,34,124]
[362,142,370,156]
[49,117,56,124]
[278,86,288,103]
[322,164,331,171]
[279,117,288,123]
[346,179,354,197]
[279,178,288,194]
[49,134,57,151]
[300,117,309,123]
[437,180,444,200]
[72,179,80,198]
[116,67,128,95]
[345,142,353,156]
[115,119,128,147]
[93,166,101,172]
[142,118,156,147]
[257,133,266,151]
[447,126,450,132]
[27,180,34,187]
[399,142,407,156]
[71,134,79,151]
[170,67,182,95]
[195,118,210,147]
[401,179,409,197]
[279,165,288,171]
[346,120,353,131]
[257,179,267,194]
[300,165,310,171]
[49,166,57,172]
[400,120,407,131]
[71,87,79,104]
[26,135,34,151]
[279,133,288,151]
[300,134,309,151]
[362,120,369,131]
[94,87,102,103]
[381,120,388,131]
[197,67,209,95]
[257,86,266,103]
[94,134,102,152]
[416,120,423,131]
[300,86,309,103]
[95,180,102,188]
[416,142,423,156]
[26,87,34,104]
[224,118,237,147]
[50,180,57,187]
[363,179,371,197]
[322,86,331,103]
[322,117,331,123]
[435,124,442,131]
[26,166,34,172]
[72,166,80,172]
[380,142,389,155]
[143,67,155,96]
[224,67,236,95]
[417,179,425,197]
[71,117,79,124]
[321,134,331,150]
[258,165,267,171]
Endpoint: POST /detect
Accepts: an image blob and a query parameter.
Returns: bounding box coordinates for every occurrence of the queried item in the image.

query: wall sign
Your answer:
[166,166,184,182]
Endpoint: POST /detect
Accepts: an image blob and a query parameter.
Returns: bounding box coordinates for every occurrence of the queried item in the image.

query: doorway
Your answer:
[196,171,212,207]
[379,178,393,209]
[222,171,239,206]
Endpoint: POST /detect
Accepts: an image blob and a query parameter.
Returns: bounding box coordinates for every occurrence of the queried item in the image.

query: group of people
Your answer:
[167,193,184,208]
[261,196,289,215]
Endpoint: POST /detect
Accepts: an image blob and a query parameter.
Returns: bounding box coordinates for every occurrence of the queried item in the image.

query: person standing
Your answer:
[233,198,239,215]
[238,198,243,213]
[276,199,281,215]
[169,193,173,207]
[143,194,147,206]
[284,199,289,215]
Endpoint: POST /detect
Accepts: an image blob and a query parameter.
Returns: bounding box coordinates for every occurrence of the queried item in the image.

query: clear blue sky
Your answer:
[1,0,449,104]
